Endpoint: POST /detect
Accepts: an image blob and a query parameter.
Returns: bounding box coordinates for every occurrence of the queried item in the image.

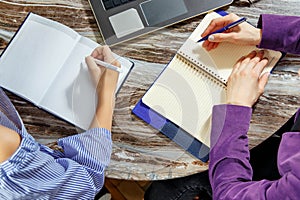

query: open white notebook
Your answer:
[0,13,133,130]
[142,12,282,147]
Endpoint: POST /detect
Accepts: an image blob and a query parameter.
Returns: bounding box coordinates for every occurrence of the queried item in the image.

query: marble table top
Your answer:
[0,0,299,180]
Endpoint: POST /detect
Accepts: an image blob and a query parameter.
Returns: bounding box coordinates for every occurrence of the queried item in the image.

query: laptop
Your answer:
[88,0,233,45]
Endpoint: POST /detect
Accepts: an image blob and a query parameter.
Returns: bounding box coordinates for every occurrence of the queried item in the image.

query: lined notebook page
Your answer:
[180,12,282,83]
[142,55,226,147]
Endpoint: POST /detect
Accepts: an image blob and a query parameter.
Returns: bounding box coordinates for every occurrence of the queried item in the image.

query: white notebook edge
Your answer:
[0,12,81,104]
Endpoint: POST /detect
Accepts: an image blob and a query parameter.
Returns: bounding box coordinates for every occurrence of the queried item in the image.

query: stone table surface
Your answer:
[0,0,299,180]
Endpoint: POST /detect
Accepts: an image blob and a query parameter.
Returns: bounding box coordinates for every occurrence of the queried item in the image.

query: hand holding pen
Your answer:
[85,46,121,98]
[93,58,123,73]
[85,46,120,130]
[198,17,246,42]
[200,13,262,51]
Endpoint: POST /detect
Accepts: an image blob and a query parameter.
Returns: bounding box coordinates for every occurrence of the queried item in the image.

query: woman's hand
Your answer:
[85,45,121,98]
[201,13,262,51]
[226,50,269,107]
[85,46,121,130]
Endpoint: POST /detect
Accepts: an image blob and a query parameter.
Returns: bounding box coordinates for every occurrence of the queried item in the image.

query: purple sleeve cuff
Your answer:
[257,14,282,51]
[257,14,300,54]
[210,104,252,149]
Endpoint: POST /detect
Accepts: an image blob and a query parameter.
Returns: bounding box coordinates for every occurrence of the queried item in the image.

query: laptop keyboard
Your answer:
[102,0,136,10]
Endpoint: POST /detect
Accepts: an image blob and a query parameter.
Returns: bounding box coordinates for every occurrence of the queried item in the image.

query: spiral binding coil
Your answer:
[176,53,226,89]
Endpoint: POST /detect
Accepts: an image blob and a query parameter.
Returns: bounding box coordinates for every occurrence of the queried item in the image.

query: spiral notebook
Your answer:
[138,11,282,149]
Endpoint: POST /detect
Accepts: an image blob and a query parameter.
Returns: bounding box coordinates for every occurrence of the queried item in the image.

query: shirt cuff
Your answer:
[210,104,252,149]
[257,14,288,52]
[257,14,277,50]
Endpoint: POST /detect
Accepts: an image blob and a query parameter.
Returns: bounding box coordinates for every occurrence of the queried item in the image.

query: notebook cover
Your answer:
[132,99,210,162]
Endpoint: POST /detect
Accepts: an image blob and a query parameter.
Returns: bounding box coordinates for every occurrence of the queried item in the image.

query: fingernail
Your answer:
[208,35,214,41]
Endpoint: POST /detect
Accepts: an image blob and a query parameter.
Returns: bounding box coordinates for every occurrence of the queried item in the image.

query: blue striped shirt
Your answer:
[0,88,112,199]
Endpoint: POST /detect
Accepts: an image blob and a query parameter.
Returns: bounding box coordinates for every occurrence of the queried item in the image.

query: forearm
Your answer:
[89,93,115,131]
[209,105,253,199]
[86,46,120,131]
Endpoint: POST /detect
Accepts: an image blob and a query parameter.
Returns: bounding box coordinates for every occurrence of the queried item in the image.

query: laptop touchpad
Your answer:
[140,0,188,26]
[109,8,144,38]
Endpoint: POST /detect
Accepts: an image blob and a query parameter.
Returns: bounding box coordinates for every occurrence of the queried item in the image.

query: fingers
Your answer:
[85,55,98,70]
[85,55,104,86]
[257,53,269,72]
[201,13,247,51]
[91,45,119,66]
[208,32,237,43]
[202,39,219,51]
[232,55,245,73]
[258,72,270,94]
[91,47,104,60]
[231,50,269,86]
[202,31,237,51]
[102,45,117,64]
[226,50,270,107]
[201,13,239,38]
[202,32,237,51]
[201,13,240,51]
[238,51,258,71]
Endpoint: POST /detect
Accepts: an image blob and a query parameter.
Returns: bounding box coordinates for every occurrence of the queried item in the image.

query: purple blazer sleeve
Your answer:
[257,14,300,54]
[209,105,300,200]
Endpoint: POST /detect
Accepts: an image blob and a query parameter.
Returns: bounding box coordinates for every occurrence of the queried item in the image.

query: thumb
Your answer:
[208,32,236,43]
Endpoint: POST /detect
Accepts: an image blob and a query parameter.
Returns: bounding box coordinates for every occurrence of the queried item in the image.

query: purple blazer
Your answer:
[209,14,300,199]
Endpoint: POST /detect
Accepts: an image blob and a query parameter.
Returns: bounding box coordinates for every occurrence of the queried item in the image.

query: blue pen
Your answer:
[197,17,247,43]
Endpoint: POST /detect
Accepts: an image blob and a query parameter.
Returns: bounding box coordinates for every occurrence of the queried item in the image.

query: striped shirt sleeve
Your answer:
[57,128,112,186]
[58,128,112,168]
[0,88,113,199]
